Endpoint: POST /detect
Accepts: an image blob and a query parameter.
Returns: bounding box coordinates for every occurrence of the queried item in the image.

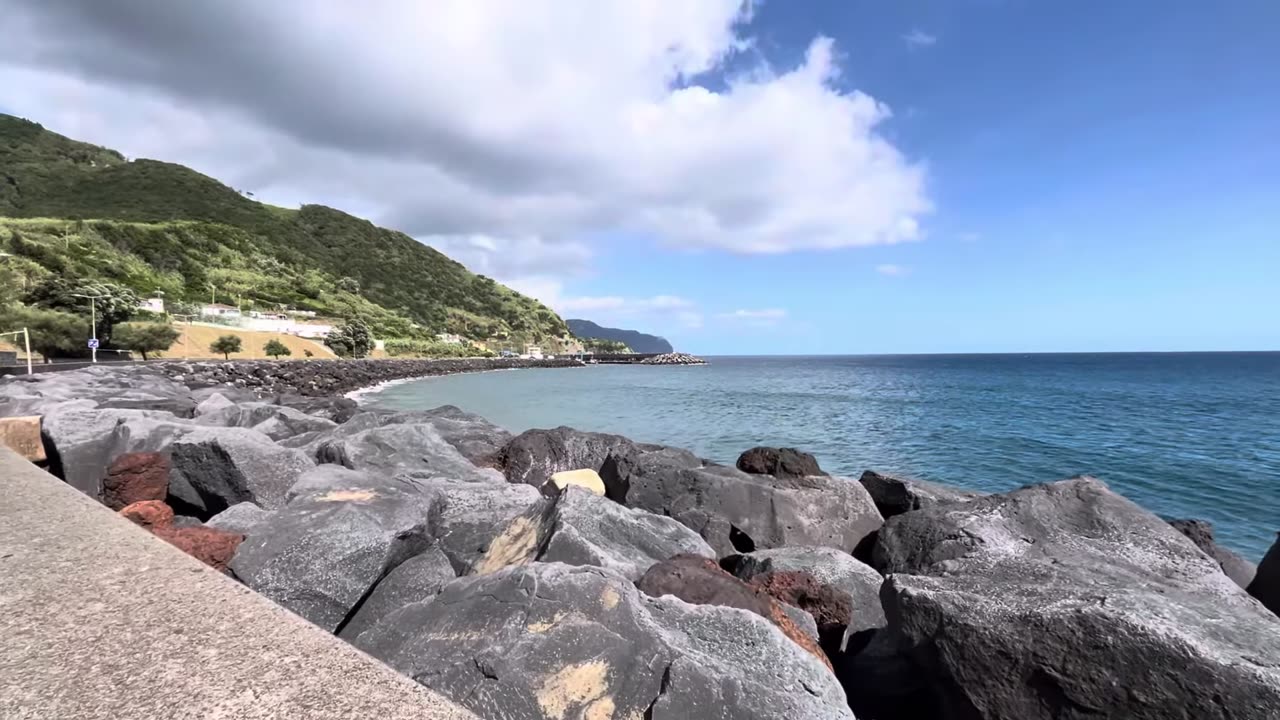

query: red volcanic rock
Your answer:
[118,500,175,530]
[153,525,244,573]
[637,554,833,671]
[117,499,242,572]
[102,452,170,510]
[750,570,853,655]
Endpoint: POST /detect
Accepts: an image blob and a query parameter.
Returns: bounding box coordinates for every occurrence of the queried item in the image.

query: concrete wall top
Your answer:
[0,447,479,720]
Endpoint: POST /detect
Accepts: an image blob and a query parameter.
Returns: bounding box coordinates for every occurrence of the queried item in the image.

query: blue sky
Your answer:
[2,1,1277,354]
[577,1,1280,353]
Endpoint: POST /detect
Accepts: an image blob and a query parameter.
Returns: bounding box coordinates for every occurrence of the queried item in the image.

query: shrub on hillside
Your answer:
[210,334,242,360]
[325,318,372,359]
[0,304,88,362]
[112,322,180,361]
[383,338,494,359]
[23,275,139,342]
[263,338,291,358]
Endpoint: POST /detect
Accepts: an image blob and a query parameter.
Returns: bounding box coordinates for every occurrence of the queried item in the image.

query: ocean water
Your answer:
[365,353,1280,560]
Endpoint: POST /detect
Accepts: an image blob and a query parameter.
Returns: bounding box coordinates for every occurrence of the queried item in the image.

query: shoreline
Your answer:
[344,363,575,404]
[344,374,422,402]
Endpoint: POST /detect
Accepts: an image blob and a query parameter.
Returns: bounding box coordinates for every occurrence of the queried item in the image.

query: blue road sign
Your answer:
[87,338,99,349]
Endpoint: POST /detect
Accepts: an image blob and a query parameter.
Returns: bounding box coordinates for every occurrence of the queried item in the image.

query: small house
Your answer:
[137,297,166,314]
[200,303,242,319]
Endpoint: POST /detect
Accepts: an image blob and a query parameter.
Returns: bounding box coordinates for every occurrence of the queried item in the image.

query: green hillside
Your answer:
[0,114,568,342]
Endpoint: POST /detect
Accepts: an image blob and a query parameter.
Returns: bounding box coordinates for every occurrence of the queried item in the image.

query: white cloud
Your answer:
[719,309,788,320]
[876,264,909,276]
[716,308,787,327]
[0,1,931,288]
[902,29,937,49]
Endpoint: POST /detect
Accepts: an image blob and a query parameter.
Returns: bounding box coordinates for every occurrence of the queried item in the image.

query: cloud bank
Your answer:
[0,0,930,309]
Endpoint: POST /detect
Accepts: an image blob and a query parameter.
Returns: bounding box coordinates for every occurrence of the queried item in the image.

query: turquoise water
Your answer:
[366,353,1280,560]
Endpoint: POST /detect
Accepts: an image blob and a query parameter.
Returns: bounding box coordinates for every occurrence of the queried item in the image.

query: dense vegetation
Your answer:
[580,338,633,353]
[0,114,569,344]
[112,322,180,361]
[566,319,673,354]
[383,337,494,359]
[210,335,242,360]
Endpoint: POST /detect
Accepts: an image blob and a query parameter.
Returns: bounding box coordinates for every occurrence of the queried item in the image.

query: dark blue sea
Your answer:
[364,353,1280,560]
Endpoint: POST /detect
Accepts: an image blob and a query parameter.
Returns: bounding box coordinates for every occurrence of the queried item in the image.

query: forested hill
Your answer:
[566,319,674,354]
[0,114,568,342]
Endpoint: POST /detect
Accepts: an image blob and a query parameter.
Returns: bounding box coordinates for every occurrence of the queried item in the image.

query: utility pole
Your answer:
[71,293,106,363]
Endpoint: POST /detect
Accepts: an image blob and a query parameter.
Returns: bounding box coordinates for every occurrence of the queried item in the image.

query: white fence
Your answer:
[188,318,333,339]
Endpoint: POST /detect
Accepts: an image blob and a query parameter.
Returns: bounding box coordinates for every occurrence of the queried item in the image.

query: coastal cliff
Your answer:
[2,362,1279,720]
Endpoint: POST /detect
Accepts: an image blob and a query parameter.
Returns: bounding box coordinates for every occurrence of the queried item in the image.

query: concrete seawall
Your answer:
[0,446,478,720]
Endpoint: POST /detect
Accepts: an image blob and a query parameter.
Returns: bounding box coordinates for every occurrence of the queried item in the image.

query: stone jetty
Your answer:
[639,352,706,365]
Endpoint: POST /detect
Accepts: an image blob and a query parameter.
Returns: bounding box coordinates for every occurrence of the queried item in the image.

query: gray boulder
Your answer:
[599,444,703,503]
[417,475,542,574]
[858,470,981,518]
[736,446,826,478]
[355,563,853,720]
[337,545,456,641]
[40,407,192,497]
[283,407,511,472]
[1167,518,1257,589]
[1,366,194,418]
[196,401,337,441]
[410,405,512,467]
[622,457,883,556]
[471,485,715,580]
[193,392,238,417]
[871,476,1280,720]
[229,466,435,632]
[272,393,359,424]
[499,426,639,486]
[190,386,261,406]
[167,426,316,515]
[310,422,495,482]
[1249,534,1280,617]
[96,389,197,418]
[205,502,273,535]
[725,545,887,641]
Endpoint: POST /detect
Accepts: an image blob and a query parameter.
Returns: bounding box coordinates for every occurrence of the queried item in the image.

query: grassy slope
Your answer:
[173,324,335,360]
[0,114,568,342]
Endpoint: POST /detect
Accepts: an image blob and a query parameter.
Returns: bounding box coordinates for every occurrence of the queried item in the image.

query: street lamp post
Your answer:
[71,293,106,363]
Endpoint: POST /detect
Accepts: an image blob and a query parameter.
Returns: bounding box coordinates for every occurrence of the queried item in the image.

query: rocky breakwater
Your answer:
[640,352,706,365]
[153,356,583,397]
[3,366,1280,720]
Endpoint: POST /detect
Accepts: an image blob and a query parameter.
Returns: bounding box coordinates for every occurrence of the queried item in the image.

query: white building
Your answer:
[200,303,241,319]
[243,316,333,339]
[436,333,463,345]
[524,344,543,360]
[137,297,165,314]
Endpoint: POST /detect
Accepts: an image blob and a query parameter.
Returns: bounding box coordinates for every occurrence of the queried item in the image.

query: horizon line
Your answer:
[678,350,1280,358]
